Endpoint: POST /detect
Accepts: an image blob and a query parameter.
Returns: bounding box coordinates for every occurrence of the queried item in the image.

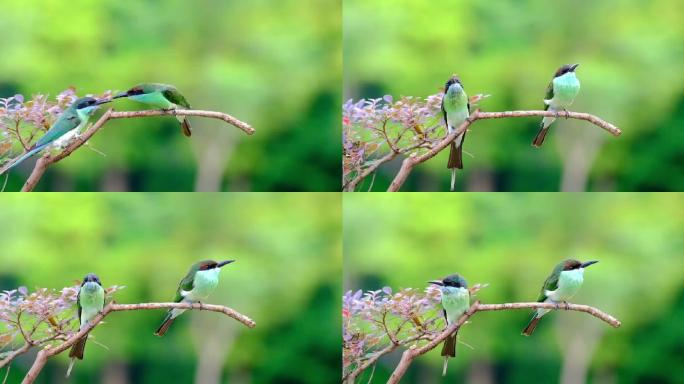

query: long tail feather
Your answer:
[0,144,46,175]
[154,312,175,337]
[440,332,457,376]
[68,335,87,359]
[522,313,541,336]
[532,118,554,147]
[179,117,192,137]
[66,357,76,378]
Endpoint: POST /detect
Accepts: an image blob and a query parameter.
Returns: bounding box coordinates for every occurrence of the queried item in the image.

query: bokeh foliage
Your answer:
[0,193,341,383]
[343,193,684,383]
[0,0,341,191]
[344,0,684,191]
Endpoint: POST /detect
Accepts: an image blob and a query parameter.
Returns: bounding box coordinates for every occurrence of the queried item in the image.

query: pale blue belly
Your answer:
[441,287,470,324]
[547,269,584,302]
[79,283,104,326]
[186,269,220,302]
[129,92,173,109]
[550,74,580,108]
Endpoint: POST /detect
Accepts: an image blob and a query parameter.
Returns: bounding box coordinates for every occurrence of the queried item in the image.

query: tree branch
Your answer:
[385,300,620,384]
[386,109,621,191]
[12,108,254,191]
[15,301,255,384]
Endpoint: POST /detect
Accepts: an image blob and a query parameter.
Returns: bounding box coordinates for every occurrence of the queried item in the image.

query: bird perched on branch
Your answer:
[429,274,470,376]
[0,97,106,175]
[522,259,598,336]
[155,260,235,336]
[66,273,105,377]
[441,75,470,191]
[533,63,581,147]
[113,83,193,136]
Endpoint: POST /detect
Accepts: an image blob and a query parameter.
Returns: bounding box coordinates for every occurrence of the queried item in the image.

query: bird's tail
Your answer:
[532,118,554,147]
[154,311,175,337]
[522,312,542,336]
[68,334,87,360]
[177,116,192,137]
[0,144,45,175]
[447,132,466,191]
[65,334,87,377]
[440,332,457,376]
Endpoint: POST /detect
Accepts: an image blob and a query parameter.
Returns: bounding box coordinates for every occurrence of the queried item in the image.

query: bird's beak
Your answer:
[428,280,443,286]
[570,63,580,71]
[581,260,598,268]
[217,260,235,268]
[112,91,128,99]
[95,99,111,105]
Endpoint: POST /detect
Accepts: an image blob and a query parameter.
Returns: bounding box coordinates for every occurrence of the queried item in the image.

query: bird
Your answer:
[522,259,598,336]
[441,75,470,191]
[429,274,470,376]
[155,260,235,336]
[0,97,105,175]
[533,63,581,147]
[66,273,105,378]
[113,83,193,137]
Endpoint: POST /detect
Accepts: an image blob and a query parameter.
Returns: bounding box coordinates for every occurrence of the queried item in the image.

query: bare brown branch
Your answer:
[381,109,621,191]
[14,301,254,384]
[384,301,620,384]
[6,107,253,191]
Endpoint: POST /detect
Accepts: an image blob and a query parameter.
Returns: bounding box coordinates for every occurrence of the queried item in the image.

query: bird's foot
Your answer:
[563,109,570,119]
[198,302,204,311]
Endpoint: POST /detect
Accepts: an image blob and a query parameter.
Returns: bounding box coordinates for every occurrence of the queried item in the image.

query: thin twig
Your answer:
[5,107,253,191]
[17,301,255,384]
[383,109,621,191]
[385,301,620,384]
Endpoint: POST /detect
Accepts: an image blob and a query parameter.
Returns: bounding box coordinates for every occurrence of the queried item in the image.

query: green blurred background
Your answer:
[0,193,341,383]
[344,193,684,383]
[344,0,684,191]
[0,0,340,191]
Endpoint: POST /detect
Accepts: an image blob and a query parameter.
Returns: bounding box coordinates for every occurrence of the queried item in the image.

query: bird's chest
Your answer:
[187,269,220,300]
[129,92,174,109]
[552,74,580,104]
[548,269,584,301]
[79,284,104,323]
[441,287,470,324]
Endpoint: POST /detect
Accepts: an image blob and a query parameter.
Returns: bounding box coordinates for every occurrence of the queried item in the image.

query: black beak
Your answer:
[581,260,598,268]
[112,91,129,99]
[570,63,580,71]
[428,280,443,286]
[94,99,111,106]
[217,260,235,268]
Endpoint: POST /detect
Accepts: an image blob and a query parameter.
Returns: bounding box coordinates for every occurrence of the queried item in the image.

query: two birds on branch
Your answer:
[0,83,193,176]
[429,258,597,376]
[443,63,580,191]
[66,259,234,377]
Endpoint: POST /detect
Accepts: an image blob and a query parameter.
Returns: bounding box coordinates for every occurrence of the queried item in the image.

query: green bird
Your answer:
[429,274,470,376]
[533,63,581,147]
[522,259,598,336]
[155,260,235,336]
[66,273,105,378]
[441,75,470,191]
[113,83,193,137]
[0,97,105,175]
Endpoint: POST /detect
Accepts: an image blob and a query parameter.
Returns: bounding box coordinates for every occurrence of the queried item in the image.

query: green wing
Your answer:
[536,264,561,302]
[35,110,80,148]
[543,80,554,111]
[162,89,191,109]
[76,287,83,324]
[173,273,195,303]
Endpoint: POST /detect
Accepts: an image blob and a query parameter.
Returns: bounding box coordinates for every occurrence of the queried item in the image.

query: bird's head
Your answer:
[81,273,102,287]
[444,75,463,93]
[113,86,144,99]
[562,259,598,271]
[197,259,235,271]
[429,273,468,289]
[555,63,579,77]
[73,97,105,116]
